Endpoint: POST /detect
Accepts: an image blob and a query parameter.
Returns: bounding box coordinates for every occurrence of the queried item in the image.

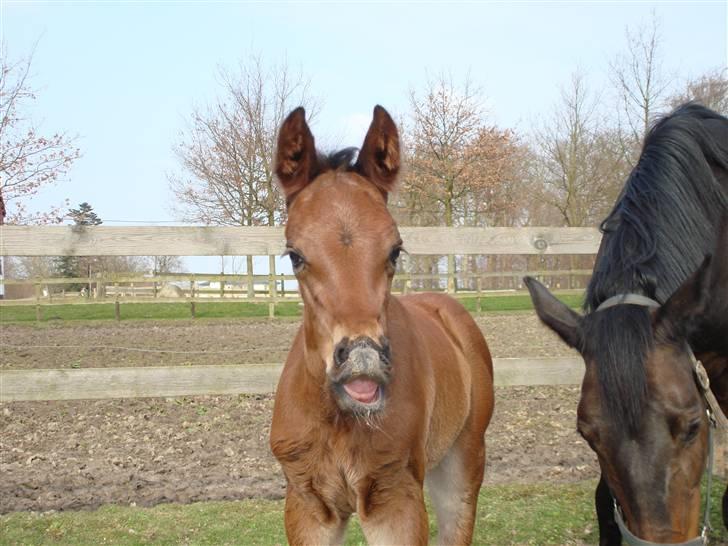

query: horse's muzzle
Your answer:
[329,336,392,414]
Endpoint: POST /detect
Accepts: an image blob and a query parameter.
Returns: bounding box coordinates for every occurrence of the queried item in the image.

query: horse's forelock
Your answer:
[582,306,653,434]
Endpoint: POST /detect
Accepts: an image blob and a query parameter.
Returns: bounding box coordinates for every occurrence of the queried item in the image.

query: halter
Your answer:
[595,294,724,546]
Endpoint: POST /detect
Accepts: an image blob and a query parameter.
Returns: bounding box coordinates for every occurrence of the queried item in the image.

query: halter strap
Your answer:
[596,293,661,312]
[595,293,718,546]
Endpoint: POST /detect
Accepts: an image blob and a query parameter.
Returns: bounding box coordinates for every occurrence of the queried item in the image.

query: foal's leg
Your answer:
[283,488,349,546]
[426,438,485,545]
[358,473,429,546]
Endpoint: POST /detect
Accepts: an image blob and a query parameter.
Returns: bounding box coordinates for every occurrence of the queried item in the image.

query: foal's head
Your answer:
[276,105,402,416]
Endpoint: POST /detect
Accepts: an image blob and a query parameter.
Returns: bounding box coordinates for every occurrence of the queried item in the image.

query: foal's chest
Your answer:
[279,428,410,515]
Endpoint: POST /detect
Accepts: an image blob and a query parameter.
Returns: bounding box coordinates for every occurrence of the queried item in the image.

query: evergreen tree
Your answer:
[68,202,102,226]
[53,202,103,292]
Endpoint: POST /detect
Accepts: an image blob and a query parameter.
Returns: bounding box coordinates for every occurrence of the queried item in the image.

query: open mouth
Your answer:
[342,377,381,405]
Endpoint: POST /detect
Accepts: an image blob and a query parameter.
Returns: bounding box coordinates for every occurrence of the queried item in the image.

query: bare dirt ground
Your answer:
[0,314,599,514]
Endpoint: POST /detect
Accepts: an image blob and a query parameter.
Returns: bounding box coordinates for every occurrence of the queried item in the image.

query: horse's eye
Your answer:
[389,247,402,267]
[684,420,701,443]
[286,250,304,272]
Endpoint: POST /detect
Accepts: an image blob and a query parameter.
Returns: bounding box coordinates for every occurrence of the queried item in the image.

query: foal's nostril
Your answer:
[334,338,350,367]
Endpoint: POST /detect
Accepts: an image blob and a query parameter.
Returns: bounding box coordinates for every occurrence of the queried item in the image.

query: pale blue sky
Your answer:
[3,1,727,272]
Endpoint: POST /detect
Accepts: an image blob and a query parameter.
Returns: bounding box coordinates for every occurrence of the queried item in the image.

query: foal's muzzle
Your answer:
[329,336,392,414]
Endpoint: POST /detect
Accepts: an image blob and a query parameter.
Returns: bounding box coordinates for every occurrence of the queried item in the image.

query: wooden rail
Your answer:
[0,226,601,256]
[0,357,584,401]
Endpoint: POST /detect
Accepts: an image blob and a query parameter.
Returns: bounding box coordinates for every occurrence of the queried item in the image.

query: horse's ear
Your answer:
[656,255,713,338]
[276,107,318,206]
[658,217,728,336]
[356,105,400,197]
[524,276,582,349]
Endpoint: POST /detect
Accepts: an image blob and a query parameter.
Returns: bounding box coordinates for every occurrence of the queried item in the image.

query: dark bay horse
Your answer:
[269,106,495,545]
[525,103,728,545]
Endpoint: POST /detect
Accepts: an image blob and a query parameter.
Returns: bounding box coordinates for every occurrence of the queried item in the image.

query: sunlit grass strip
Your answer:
[1,480,725,545]
[0,293,583,323]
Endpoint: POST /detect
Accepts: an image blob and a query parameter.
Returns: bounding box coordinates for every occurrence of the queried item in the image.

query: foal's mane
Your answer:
[319,147,359,173]
[583,103,728,432]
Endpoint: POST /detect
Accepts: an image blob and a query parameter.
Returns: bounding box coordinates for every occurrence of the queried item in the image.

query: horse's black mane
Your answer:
[583,103,728,432]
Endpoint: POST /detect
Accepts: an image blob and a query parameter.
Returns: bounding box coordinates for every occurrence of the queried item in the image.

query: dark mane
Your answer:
[317,147,359,173]
[583,103,728,432]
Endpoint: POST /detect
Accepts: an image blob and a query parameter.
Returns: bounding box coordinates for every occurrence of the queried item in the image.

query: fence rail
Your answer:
[0,225,601,256]
[0,357,585,401]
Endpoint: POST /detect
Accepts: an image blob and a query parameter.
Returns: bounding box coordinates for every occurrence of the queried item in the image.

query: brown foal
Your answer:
[269,105,495,545]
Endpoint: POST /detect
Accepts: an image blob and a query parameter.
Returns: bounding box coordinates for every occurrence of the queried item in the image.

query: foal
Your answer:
[269,105,494,545]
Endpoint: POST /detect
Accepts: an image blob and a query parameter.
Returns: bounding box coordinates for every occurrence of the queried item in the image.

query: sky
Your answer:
[2,0,727,273]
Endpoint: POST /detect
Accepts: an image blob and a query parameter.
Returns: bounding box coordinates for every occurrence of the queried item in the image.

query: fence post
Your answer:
[476,277,482,314]
[34,282,42,323]
[447,255,455,293]
[246,257,254,298]
[268,256,277,319]
[114,283,120,321]
[190,277,196,318]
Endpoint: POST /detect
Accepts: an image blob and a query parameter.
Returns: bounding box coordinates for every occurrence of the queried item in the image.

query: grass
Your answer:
[1,479,725,545]
[0,292,582,324]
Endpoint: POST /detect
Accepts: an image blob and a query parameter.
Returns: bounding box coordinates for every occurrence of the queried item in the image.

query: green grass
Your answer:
[458,292,584,313]
[0,293,582,324]
[1,479,725,545]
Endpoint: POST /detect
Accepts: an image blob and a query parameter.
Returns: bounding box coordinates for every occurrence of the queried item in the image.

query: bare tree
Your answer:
[169,55,318,292]
[669,68,728,115]
[147,255,185,275]
[401,73,517,229]
[532,71,629,227]
[0,46,79,225]
[610,13,672,154]
[169,55,318,227]
[395,73,519,290]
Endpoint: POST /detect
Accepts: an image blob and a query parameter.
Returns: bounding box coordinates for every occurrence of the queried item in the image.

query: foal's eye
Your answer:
[286,250,305,272]
[388,247,402,267]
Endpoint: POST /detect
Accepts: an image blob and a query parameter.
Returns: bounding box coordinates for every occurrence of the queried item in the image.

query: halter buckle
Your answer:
[693,358,711,392]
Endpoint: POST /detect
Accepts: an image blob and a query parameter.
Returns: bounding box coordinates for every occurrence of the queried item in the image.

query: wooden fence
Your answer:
[0,225,600,401]
[3,225,725,479]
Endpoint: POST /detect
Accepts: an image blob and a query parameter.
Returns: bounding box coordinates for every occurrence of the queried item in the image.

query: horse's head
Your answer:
[275,105,401,416]
[524,241,726,542]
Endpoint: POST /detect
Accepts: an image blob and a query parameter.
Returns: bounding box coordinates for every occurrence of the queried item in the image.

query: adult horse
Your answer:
[525,103,728,545]
[269,106,494,545]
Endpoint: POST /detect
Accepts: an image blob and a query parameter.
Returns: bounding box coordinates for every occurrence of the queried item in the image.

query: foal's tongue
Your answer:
[343,378,379,404]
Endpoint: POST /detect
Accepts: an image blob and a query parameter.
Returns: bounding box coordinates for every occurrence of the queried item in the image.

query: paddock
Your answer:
[1,226,726,543]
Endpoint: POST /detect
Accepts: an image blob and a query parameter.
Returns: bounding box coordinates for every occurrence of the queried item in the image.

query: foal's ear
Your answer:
[356,105,400,197]
[524,276,582,349]
[276,107,318,205]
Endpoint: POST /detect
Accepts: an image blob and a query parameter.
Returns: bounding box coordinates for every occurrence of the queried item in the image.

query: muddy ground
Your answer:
[0,314,599,514]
